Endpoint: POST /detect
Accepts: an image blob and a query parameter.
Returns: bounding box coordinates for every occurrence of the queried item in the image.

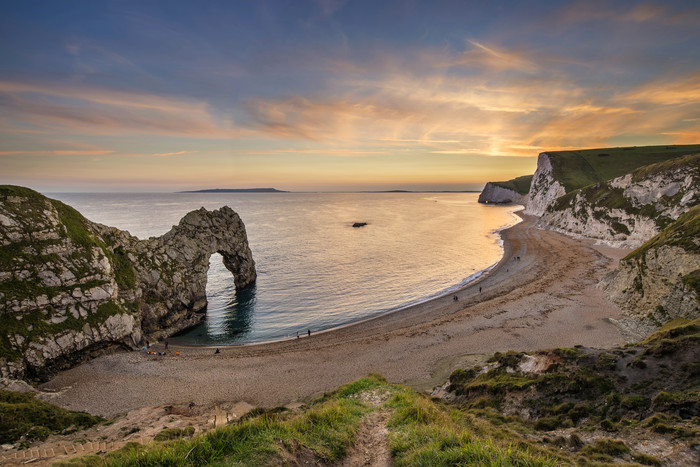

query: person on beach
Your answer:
[308,329,311,336]
[479,286,482,293]
[215,348,220,354]
[165,341,168,350]
[296,331,300,339]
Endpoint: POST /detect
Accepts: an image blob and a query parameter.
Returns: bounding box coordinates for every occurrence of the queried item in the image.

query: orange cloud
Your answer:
[620,74,700,105]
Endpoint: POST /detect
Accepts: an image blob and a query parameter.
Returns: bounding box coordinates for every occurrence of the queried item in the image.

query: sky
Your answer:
[1,0,699,192]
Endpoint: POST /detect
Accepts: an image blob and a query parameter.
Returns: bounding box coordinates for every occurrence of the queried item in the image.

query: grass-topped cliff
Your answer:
[478,174,532,204]
[544,144,700,193]
[490,174,533,196]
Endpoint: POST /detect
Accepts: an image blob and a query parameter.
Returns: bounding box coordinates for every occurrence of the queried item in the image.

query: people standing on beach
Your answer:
[308,329,311,336]
[479,286,482,293]
[215,348,220,354]
[296,331,300,339]
[165,341,169,350]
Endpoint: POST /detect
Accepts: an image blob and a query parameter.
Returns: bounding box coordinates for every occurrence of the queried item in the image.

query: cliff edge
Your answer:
[0,186,256,380]
[478,175,532,205]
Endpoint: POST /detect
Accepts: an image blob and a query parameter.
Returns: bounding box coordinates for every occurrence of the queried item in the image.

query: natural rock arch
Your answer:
[0,185,256,379]
[112,206,257,339]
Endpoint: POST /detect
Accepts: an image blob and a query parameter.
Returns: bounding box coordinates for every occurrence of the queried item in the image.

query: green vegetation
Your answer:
[544,145,700,192]
[447,318,699,446]
[0,389,102,443]
[153,426,195,441]
[386,388,555,466]
[28,319,700,465]
[58,374,559,466]
[491,174,533,195]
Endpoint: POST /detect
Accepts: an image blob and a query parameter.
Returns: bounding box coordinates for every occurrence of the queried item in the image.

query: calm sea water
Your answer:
[50,193,520,345]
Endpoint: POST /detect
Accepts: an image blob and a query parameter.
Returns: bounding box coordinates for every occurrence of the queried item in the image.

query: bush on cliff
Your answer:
[0,389,102,443]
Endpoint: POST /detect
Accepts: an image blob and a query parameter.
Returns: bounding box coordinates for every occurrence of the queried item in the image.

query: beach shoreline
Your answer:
[40,212,629,417]
[173,207,523,349]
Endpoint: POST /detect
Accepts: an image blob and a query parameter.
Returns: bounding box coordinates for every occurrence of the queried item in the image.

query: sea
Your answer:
[49,192,521,345]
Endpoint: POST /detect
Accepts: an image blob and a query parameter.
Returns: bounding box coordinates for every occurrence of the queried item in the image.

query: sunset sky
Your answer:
[1,0,699,192]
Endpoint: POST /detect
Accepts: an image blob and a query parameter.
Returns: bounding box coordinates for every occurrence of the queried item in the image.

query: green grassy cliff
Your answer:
[544,144,700,193]
[490,174,533,196]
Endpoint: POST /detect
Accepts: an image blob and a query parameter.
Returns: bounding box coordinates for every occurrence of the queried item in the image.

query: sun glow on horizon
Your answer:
[1,1,699,192]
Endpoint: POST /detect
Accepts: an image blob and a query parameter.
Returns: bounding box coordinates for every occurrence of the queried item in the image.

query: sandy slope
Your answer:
[40,213,628,417]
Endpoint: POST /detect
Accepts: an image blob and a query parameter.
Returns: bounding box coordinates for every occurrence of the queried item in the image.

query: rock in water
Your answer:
[0,185,256,380]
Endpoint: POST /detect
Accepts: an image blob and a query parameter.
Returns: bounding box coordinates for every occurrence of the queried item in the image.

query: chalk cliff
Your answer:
[538,154,700,249]
[477,175,531,205]
[0,186,256,380]
[524,153,566,216]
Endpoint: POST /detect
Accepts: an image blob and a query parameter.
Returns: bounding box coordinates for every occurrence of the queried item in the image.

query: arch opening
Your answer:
[201,252,256,342]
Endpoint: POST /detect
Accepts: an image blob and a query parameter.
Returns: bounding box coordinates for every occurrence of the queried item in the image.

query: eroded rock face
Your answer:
[0,186,256,380]
[538,154,700,248]
[600,245,700,341]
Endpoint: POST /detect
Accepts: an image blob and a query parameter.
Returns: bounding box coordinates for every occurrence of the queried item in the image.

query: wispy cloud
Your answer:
[0,80,232,138]
[151,150,199,157]
[449,40,539,73]
[0,149,115,156]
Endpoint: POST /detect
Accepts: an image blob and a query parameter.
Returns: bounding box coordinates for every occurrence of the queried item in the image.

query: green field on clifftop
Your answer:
[491,174,533,195]
[545,144,700,192]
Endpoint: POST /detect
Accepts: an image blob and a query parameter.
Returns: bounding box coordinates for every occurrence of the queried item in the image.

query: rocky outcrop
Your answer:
[524,153,566,216]
[538,154,700,248]
[600,206,700,341]
[0,186,256,380]
[478,183,527,205]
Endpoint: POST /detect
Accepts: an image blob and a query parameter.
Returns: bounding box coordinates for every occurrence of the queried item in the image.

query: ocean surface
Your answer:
[49,192,521,345]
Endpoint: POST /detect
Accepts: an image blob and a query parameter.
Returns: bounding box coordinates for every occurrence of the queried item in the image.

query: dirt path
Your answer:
[341,410,391,467]
[40,214,629,417]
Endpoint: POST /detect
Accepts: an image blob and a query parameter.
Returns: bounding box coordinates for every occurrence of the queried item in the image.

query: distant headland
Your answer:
[178,188,288,193]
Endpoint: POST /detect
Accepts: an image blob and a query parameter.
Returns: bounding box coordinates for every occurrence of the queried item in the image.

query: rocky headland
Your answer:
[0,185,256,381]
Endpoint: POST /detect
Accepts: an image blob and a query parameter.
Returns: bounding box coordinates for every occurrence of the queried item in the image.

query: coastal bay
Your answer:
[40,213,628,417]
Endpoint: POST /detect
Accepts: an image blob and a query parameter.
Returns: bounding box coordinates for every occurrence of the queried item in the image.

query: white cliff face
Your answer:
[477,183,527,205]
[0,187,256,380]
[538,155,700,248]
[524,153,566,216]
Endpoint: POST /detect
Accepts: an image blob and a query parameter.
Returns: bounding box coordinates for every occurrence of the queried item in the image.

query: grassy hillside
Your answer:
[43,321,698,466]
[544,144,700,192]
[55,374,557,466]
[491,174,533,195]
[0,390,102,444]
